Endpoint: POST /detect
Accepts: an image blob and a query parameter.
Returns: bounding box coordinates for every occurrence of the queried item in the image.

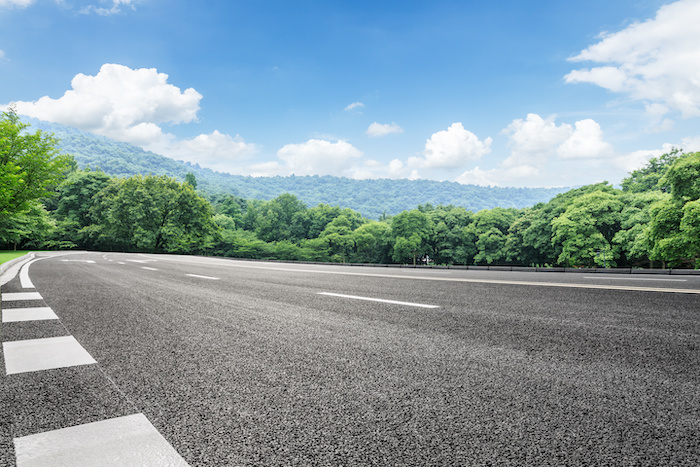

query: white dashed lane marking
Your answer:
[318,292,440,309]
[14,413,190,467]
[1,254,190,465]
[2,292,43,302]
[141,267,159,271]
[186,274,220,280]
[2,307,59,323]
[3,336,97,375]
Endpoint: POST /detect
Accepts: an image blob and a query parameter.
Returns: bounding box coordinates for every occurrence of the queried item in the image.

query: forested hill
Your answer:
[30,118,568,218]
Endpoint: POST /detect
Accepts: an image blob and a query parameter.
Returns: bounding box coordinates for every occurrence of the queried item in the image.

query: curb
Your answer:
[0,253,35,287]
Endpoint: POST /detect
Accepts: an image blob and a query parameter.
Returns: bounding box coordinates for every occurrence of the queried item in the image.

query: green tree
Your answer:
[467,207,518,265]
[425,205,473,264]
[89,174,217,253]
[185,172,197,189]
[254,193,307,242]
[390,209,433,264]
[51,168,112,248]
[612,191,668,267]
[0,201,56,250]
[551,190,623,267]
[621,148,682,193]
[644,152,700,267]
[350,221,391,263]
[317,214,363,262]
[0,108,72,222]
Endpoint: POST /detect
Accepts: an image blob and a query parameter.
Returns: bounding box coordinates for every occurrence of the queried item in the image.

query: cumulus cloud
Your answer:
[556,119,614,159]
[366,122,403,137]
[565,0,700,117]
[277,139,363,176]
[10,63,256,171]
[501,114,571,167]
[344,102,364,111]
[502,113,613,167]
[408,122,492,169]
[13,63,202,135]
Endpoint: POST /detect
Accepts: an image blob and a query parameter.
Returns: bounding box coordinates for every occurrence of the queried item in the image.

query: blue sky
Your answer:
[2,0,699,187]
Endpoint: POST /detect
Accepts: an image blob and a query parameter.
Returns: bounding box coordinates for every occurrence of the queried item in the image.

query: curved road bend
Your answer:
[1,252,699,466]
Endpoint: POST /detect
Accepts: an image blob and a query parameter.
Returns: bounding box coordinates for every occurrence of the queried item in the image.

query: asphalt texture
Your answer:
[1,252,699,466]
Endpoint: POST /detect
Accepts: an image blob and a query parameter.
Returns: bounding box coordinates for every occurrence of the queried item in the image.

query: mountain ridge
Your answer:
[28,118,569,218]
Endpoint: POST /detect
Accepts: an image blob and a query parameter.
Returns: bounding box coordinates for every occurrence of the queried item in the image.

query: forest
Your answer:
[2,112,700,269]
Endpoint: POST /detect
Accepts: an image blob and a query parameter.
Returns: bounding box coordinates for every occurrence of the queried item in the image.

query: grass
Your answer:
[0,250,30,266]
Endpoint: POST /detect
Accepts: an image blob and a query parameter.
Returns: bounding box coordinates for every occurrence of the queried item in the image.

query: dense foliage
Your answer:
[0,109,72,248]
[2,117,699,269]
[28,118,567,219]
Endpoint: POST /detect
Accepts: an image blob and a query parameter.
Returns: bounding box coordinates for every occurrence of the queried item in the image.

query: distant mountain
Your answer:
[29,118,569,219]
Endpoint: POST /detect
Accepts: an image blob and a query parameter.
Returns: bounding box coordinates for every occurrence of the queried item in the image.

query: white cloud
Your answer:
[9,63,257,172]
[557,119,614,159]
[344,102,364,111]
[681,135,700,152]
[148,130,257,172]
[502,113,613,167]
[455,167,500,187]
[366,121,403,137]
[277,139,363,176]
[0,0,34,8]
[80,0,138,15]
[565,0,700,117]
[408,122,492,169]
[0,50,5,59]
[12,63,202,135]
[388,159,405,177]
[501,113,571,167]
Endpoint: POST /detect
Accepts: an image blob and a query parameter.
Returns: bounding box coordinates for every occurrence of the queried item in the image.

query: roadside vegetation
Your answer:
[2,109,700,268]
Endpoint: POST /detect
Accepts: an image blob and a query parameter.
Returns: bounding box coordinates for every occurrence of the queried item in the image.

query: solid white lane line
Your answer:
[19,259,38,289]
[141,267,159,271]
[582,276,687,282]
[3,336,97,375]
[186,274,220,280]
[136,255,700,295]
[60,260,96,263]
[318,292,439,309]
[127,259,153,263]
[2,292,43,302]
[14,413,190,467]
[224,263,700,295]
[2,307,58,323]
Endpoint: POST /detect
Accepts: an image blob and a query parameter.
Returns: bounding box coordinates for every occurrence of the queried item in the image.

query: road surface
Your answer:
[2,252,699,465]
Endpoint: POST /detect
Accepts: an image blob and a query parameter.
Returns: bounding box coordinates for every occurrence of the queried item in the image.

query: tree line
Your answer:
[2,109,699,268]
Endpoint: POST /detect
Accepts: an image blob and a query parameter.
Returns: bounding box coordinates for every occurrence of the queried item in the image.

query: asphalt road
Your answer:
[2,252,699,466]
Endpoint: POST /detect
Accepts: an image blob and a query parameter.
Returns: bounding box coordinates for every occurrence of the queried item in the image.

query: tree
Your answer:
[0,108,72,222]
[467,207,518,265]
[551,190,623,267]
[612,191,668,267]
[185,172,198,189]
[351,221,391,263]
[621,148,683,193]
[644,152,700,267]
[50,168,112,248]
[88,174,217,253]
[254,193,307,242]
[425,205,473,264]
[390,209,433,264]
